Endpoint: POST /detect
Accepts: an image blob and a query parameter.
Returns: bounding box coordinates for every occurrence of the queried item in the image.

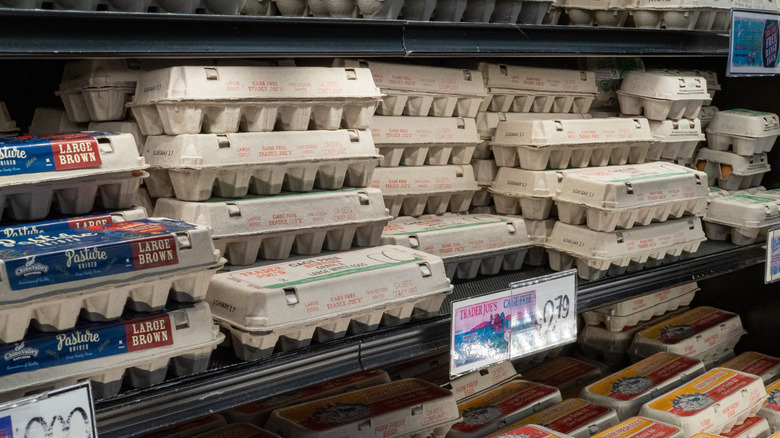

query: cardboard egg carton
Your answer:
[581,282,699,331]
[379,213,531,279]
[208,245,452,361]
[154,188,392,265]
[590,418,687,438]
[490,167,566,219]
[521,357,604,399]
[471,158,498,206]
[462,0,496,22]
[88,120,147,153]
[27,108,87,136]
[0,0,246,13]
[143,129,379,202]
[442,361,517,401]
[509,398,621,438]
[265,379,460,438]
[626,3,724,30]
[0,302,223,401]
[718,417,771,438]
[699,106,718,130]
[490,424,576,438]
[545,217,706,281]
[0,132,147,221]
[648,118,705,163]
[370,116,479,167]
[370,165,479,217]
[524,218,556,266]
[721,352,780,385]
[706,109,780,156]
[519,0,557,23]
[542,2,564,23]
[490,117,653,170]
[695,148,769,191]
[56,59,142,123]
[564,0,630,27]
[666,69,720,99]
[0,102,18,135]
[758,380,780,432]
[703,192,780,245]
[475,111,592,142]
[129,66,382,135]
[0,218,223,343]
[618,71,711,121]
[491,0,523,22]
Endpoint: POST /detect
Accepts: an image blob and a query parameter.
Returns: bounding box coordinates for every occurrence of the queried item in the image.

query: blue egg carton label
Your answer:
[0,213,126,239]
[0,133,113,176]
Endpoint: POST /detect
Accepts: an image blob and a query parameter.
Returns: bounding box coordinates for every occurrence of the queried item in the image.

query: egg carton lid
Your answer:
[491,167,584,199]
[578,307,691,355]
[489,423,577,438]
[696,149,770,177]
[721,352,780,385]
[521,357,603,391]
[619,72,711,102]
[471,159,498,186]
[526,218,556,244]
[586,282,699,318]
[130,66,382,106]
[718,416,770,438]
[370,116,480,146]
[192,424,281,438]
[706,109,780,138]
[705,192,780,229]
[370,165,479,196]
[59,59,143,91]
[476,112,593,139]
[476,63,598,94]
[590,417,686,438]
[512,398,620,438]
[442,361,518,402]
[88,120,146,152]
[491,117,653,148]
[650,119,706,143]
[27,108,86,137]
[661,69,721,91]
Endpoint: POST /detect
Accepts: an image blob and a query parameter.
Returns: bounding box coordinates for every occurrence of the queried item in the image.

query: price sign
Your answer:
[0,382,97,438]
[766,226,780,283]
[728,10,780,76]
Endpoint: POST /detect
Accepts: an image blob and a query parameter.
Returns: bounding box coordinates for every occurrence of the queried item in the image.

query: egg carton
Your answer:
[0,0,246,13]
[0,218,223,343]
[208,246,451,361]
[0,102,18,135]
[470,205,497,215]
[564,0,630,27]
[543,3,564,23]
[379,213,531,280]
[490,167,567,219]
[265,379,460,438]
[54,59,141,123]
[154,188,392,265]
[545,217,706,281]
[0,207,147,235]
[581,282,699,331]
[27,108,87,136]
[706,109,780,156]
[462,0,498,21]
[626,4,724,30]
[143,129,379,202]
[0,132,147,221]
[618,71,711,121]
[371,116,479,167]
[658,69,720,100]
[476,111,592,142]
[512,344,568,371]
[638,368,766,437]
[524,218,555,266]
[521,357,603,399]
[128,66,382,136]
[699,106,718,130]
[88,120,147,153]
[241,0,277,14]
[518,0,556,23]
[511,398,621,438]
[591,418,687,438]
[472,159,498,206]
[491,0,523,22]
[269,0,358,17]
[703,349,737,370]
[490,117,653,170]
[442,361,517,401]
[449,379,563,438]
[134,186,155,215]
[704,192,780,245]
[139,414,228,438]
[758,380,780,432]
[193,424,280,438]
[492,424,577,438]
[0,302,223,402]
[722,352,780,385]
[647,118,705,163]
[719,416,771,438]
[696,148,769,191]
[472,187,492,207]
[370,165,479,217]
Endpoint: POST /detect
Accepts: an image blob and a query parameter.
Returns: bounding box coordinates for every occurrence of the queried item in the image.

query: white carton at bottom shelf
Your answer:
[0,301,222,401]
[618,71,711,121]
[648,118,705,162]
[521,357,604,399]
[504,398,621,438]
[718,416,771,438]
[706,109,780,156]
[546,217,705,280]
[370,116,479,167]
[207,245,452,361]
[27,108,88,136]
[696,148,770,191]
[379,214,531,280]
[370,165,479,217]
[704,192,780,245]
[721,352,780,385]
[442,361,517,402]
[758,380,780,433]
[88,119,147,153]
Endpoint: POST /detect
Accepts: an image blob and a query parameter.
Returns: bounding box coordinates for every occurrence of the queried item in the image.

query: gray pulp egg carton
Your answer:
[207,245,452,361]
[647,118,705,164]
[0,0,246,13]
[0,302,223,402]
[0,133,147,221]
[525,218,556,266]
[369,165,479,217]
[379,213,532,280]
[519,0,557,23]
[0,103,18,135]
[703,192,780,245]
[491,0,522,23]
[490,117,653,170]
[545,217,706,280]
[56,59,143,123]
[554,162,709,232]
[370,116,479,167]
[143,129,380,202]
[476,64,598,114]
[27,108,87,136]
[695,148,770,191]
[88,120,147,153]
[0,218,224,343]
[442,361,517,402]
[129,66,382,136]
[153,188,392,265]
[471,158,497,206]
[626,0,724,30]
[489,167,567,219]
[706,109,780,156]
[564,0,630,27]
[337,60,487,117]
[699,106,718,130]
[618,71,711,121]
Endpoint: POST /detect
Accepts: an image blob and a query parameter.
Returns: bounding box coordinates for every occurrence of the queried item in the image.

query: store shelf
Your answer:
[94,239,764,437]
[0,9,729,58]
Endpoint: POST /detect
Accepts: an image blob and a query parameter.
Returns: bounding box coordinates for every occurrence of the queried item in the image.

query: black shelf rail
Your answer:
[95,241,765,437]
[0,9,729,58]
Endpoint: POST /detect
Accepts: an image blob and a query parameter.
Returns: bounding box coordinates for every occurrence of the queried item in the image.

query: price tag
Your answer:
[0,381,97,438]
[765,226,780,283]
[728,10,780,76]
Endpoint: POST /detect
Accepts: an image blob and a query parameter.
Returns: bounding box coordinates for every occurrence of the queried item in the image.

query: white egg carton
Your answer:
[370,165,479,217]
[545,217,706,281]
[88,120,147,153]
[490,167,567,219]
[564,0,630,27]
[475,111,592,142]
[521,357,604,399]
[591,417,687,438]
[490,117,653,170]
[129,66,382,136]
[648,118,705,163]
[674,70,720,99]
[706,109,780,156]
[519,0,557,24]
[626,1,724,31]
[0,302,222,402]
[618,71,711,121]
[56,59,143,123]
[696,148,769,191]
[581,282,699,331]
[0,0,246,13]
[758,380,780,432]
[525,218,556,266]
[265,379,460,438]
[719,416,771,438]
[442,361,517,401]
[370,116,479,167]
[490,0,523,22]
[154,188,391,265]
[143,129,379,202]
[0,102,18,134]
[448,379,563,438]
[554,162,709,232]
[512,398,621,438]
[581,353,706,421]
[638,368,767,437]
[208,245,451,361]
[704,192,780,245]
[27,108,87,136]
[0,132,147,221]
[699,106,718,130]
[721,352,780,385]
[472,158,498,206]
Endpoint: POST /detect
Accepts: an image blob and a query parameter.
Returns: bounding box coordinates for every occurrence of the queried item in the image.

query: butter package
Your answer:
[489,423,577,438]
[706,109,780,156]
[143,129,380,201]
[0,218,223,343]
[760,380,780,432]
[581,353,706,420]
[511,398,621,438]
[718,416,771,438]
[721,352,780,384]
[590,417,685,438]
[448,379,563,438]
[696,149,770,191]
[207,245,452,360]
[379,214,531,280]
[0,132,147,220]
[193,424,281,438]
[522,357,604,399]
[638,368,767,436]
[264,379,460,438]
[647,118,706,164]
[442,361,517,402]
[618,71,711,121]
[139,414,228,438]
[370,116,479,167]
[703,192,780,245]
[0,301,222,401]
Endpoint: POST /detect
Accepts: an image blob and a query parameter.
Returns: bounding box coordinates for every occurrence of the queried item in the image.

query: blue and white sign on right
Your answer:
[765,226,780,283]
[729,10,780,76]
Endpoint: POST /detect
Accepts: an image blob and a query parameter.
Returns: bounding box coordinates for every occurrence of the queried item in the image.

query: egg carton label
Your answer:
[762,380,780,412]
[358,61,486,95]
[543,402,613,433]
[647,369,758,415]
[721,352,780,379]
[452,381,559,433]
[587,354,701,400]
[495,424,571,438]
[638,308,737,344]
[571,167,690,184]
[478,64,598,93]
[597,417,680,438]
[523,358,599,388]
[0,133,104,176]
[718,416,768,438]
[0,212,138,239]
[492,118,653,147]
[0,313,172,377]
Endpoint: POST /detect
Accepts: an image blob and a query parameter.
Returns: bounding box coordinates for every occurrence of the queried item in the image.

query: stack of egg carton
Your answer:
[0,102,19,137]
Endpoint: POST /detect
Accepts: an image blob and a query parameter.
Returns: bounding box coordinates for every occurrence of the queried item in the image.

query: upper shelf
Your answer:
[0,9,730,58]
